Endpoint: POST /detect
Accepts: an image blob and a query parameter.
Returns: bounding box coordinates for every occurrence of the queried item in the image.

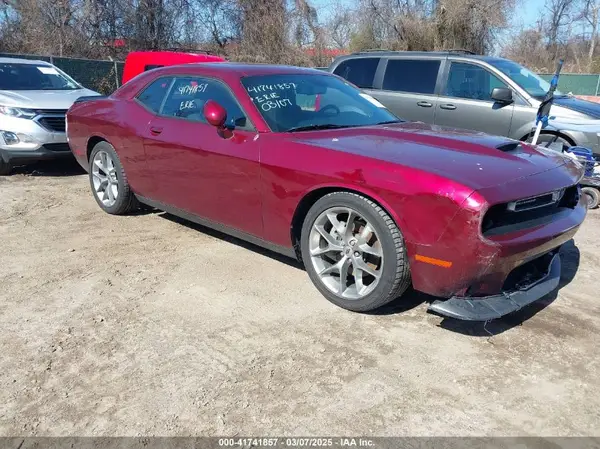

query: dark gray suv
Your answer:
[328,51,600,157]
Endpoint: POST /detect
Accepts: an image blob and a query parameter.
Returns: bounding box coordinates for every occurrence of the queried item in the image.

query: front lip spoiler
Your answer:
[427,253,561,321]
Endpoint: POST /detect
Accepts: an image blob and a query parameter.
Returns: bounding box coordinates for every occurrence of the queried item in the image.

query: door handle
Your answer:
[417,101,432,108]
[150,126,163,135]
[440,103,457,110]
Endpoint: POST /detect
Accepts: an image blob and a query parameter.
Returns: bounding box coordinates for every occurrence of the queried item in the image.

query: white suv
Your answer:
[0,57,100,174]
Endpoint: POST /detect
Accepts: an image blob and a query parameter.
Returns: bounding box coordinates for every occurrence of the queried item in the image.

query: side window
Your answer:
[333,58,380,89]
[382,59,440,94]
[136,77,172,113]
[160,76,250,129]
[445,62,508,101]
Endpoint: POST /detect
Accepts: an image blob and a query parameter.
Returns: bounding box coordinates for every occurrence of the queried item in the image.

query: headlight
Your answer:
[0,105,37,119]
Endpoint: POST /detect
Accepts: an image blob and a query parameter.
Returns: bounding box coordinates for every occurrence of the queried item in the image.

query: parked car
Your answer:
[0,57,101,175]
[66,63,586,320]
[122,50,226,85]
[328,51,600,158]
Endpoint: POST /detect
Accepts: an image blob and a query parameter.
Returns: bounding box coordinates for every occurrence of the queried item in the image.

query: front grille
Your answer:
[482,185,580,237]
[507,189,565,212]
[37,116,66,132]
[42,143,71,152]
[34,109,68,115]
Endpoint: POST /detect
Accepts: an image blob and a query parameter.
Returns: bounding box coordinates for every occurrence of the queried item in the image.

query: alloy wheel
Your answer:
[91,150,119,207]
[309,207,383,299]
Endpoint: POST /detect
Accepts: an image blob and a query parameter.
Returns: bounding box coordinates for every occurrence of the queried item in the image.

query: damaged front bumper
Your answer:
[427,253,561,321]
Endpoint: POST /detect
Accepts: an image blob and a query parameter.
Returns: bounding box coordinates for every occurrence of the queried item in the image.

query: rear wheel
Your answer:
[89,141,139,215]
[0,159,11,176]
[300,192,410,312]
[582,187,600,209]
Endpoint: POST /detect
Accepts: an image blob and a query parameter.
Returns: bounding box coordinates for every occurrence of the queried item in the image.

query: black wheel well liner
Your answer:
[289,186,396,260]
[87,136,108,161]
[520,130,576,146]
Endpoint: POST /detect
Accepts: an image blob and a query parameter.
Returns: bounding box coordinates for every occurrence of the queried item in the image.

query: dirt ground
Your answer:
[0,160,599,437]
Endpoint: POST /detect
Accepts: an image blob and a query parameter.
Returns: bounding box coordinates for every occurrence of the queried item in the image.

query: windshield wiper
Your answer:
[285,124,354,133]
[375,119,403,125]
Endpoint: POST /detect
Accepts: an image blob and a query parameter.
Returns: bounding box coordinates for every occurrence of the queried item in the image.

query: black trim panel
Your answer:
[0,147,73,165]
[135,195,297,260]
[428,252,562,321]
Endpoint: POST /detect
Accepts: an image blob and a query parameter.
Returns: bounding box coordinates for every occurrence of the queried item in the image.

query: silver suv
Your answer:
[328,51,600,158]
[0,57,100,174]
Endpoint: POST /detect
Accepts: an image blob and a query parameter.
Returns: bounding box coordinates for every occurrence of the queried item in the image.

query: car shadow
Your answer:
[149,210,582,334]
[11,159,85,177]
[436,239,580,337]
[366,288,433,316]
[157,212,304,270]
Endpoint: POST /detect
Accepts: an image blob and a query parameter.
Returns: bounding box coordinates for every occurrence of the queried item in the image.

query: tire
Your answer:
[300,191,410,312]
[582,187,600,209]
[88,141,138,215]
[0,159,11,176]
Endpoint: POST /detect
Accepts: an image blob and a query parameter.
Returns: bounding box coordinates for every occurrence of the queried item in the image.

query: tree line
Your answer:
[0,0,599,73]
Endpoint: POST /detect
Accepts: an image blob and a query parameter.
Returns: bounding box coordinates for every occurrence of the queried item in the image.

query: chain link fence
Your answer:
[0,52,124,95]
[537,73,600,96]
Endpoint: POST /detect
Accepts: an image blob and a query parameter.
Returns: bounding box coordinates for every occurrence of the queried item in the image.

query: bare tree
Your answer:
[580,0,600,68]
[0,0,518,68]
[326,2,356,49]
[546,0,577,58]
[347,0,513,54]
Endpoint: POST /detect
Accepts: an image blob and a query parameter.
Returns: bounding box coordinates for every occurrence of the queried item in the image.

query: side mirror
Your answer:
[203,100,227,128]
[491,87,513,103]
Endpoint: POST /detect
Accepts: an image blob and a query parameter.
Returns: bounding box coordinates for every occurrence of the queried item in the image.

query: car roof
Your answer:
[158,62,328,77]
[337,50,503,62]
[0,57,52,66]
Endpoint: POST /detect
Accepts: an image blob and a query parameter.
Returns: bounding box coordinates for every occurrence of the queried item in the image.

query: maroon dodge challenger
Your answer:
[66,63,587,321]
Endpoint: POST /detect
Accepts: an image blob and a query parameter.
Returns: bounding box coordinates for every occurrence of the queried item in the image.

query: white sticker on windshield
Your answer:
[360,93,386,108]
[37,66,59,75]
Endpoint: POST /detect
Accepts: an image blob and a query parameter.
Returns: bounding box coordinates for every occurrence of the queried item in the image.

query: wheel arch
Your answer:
[87,136,109,161]
[520,130,576,146]
[290,185,405,259]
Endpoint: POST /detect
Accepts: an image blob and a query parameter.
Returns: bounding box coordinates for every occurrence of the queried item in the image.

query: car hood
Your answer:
[552,96,600,119]
[292,122,574,190]
[0,88,101,109]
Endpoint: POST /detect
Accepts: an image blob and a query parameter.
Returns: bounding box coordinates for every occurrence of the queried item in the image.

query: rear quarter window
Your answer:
[136,77,173,113]
[382,59,441,94]
[333,58,380,89]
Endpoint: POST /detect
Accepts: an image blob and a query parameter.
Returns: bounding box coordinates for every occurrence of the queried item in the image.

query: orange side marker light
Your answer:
[415,254,453,268]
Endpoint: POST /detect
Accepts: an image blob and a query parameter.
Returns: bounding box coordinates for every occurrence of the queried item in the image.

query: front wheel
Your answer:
[300,192,410,312]
[89,141,139,215]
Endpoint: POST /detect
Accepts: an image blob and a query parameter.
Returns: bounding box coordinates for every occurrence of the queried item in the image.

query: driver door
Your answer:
[142,75,263,237]
[435,61,514,136]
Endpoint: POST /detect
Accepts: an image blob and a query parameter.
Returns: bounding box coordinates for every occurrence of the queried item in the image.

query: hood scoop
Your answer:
[496,142,522,153]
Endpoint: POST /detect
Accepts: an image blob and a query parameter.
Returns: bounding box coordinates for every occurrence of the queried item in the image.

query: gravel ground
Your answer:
[0,160,599,437]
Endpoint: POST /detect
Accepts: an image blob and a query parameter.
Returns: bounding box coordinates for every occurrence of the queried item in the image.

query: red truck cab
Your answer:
[121,50,226,85]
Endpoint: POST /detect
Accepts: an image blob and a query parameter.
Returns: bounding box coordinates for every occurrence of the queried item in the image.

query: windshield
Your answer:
[241,74,400,132]
[0,63,82,91]
[489,59,563,98]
